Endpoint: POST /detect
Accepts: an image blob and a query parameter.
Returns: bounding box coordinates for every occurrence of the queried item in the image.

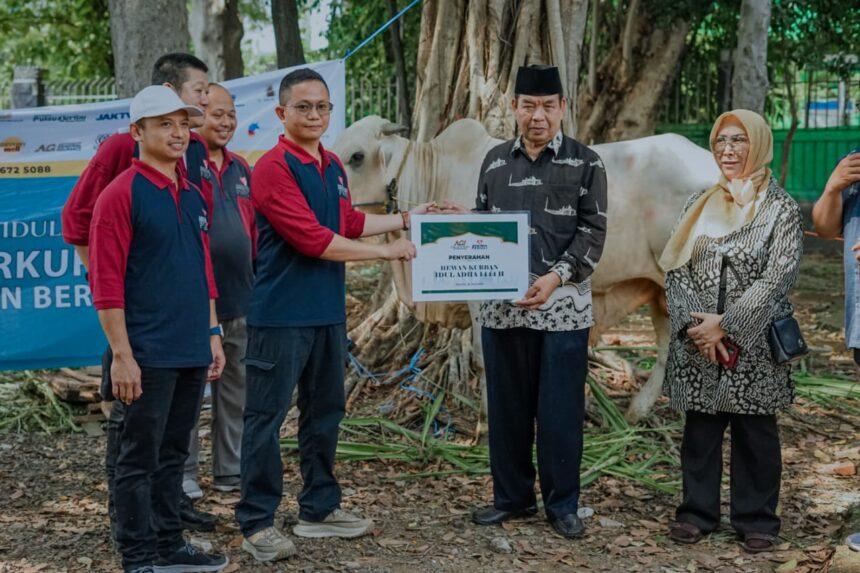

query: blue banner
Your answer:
[0,60,347,370]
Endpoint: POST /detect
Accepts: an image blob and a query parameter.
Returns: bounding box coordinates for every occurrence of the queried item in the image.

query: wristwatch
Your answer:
[209,324,224,338]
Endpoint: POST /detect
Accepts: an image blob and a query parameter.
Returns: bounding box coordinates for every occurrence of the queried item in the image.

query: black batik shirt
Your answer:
[474,131,608,331]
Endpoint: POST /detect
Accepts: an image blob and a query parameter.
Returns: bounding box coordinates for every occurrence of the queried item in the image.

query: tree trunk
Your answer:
[108,0,191,97]
[731,0,771,114]
[412,0,589,142]
[779,66,799,187]
[223,0,244,79]
[387,0,413,129]
[353,0,590,433]
[272,0,305,69]
[586,0,599,95]
[189,0,244,82]
[577,14,691,144]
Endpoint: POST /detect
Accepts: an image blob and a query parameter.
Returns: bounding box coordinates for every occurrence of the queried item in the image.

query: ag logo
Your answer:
[36,142,82,152]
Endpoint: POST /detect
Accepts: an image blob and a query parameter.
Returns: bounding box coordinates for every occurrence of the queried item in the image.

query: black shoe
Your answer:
[154,543,228,572]
[550,513,586,538]
[471,505,538,525]
[179,493,217,532]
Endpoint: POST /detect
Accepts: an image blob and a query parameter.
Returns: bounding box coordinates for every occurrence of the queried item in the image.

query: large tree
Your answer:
[577,0,707,143]
[412,0,589,142]
[731,0,771,113]
[108,0,191,97]
[190,0,245,81]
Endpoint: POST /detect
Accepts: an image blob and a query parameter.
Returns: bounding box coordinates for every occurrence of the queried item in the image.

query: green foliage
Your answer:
[769,0,860,74]
[317,0,420,95]
[0,0,113,82]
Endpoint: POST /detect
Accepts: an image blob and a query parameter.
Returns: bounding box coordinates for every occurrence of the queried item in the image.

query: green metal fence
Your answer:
[657,124,858,202]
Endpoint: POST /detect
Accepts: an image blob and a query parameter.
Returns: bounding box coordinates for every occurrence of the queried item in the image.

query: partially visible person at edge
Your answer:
[182,83,256,500]
[60,52,218,538]
[235,68,434,563]
[810,142,860,549]
[88,85,227,573]
[440,64,609,539]
[660,109,803,553]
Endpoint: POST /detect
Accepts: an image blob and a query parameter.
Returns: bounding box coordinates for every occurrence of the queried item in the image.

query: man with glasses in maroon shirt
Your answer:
[235,68,433,562]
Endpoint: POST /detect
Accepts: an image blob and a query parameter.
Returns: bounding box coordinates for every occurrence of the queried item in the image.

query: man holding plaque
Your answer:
[466,65,608,538]
[236,68,434,562]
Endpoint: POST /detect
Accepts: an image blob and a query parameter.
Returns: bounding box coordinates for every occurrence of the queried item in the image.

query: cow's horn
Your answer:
[381,122,410,137]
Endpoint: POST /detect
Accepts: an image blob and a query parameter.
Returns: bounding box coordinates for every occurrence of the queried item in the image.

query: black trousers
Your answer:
[113,366,206,571]
[676,410,781,537]
[236,324,346,536]
[103,348,205,545]
[482,326,589,520]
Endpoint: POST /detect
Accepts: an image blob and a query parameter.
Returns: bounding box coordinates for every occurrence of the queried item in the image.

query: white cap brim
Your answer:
[129,85,205,123]
[131,104,203,124]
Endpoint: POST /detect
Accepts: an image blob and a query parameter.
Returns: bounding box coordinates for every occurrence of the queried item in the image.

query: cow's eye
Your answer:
[348,151,365,167]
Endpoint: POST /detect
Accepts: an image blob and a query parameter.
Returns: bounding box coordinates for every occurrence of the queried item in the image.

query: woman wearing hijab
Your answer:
[660,110,803,553]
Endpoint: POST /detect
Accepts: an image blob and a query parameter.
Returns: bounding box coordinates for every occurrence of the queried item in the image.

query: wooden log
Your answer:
[49,376,101,403]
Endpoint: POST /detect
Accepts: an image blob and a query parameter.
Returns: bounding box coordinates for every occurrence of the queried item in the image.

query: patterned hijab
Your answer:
[659,109,774,272]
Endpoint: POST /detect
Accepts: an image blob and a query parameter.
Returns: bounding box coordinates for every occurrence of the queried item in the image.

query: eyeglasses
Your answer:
[286,102,335,116]
[714,135,749,152]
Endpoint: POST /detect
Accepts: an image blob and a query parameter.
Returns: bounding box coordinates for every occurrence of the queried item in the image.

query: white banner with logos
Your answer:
[0,59,346,370]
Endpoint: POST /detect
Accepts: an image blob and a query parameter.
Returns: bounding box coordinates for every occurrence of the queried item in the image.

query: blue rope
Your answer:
[343,0,423,60]
[348,346,452,437]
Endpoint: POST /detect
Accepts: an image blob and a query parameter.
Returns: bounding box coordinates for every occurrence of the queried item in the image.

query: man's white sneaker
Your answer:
[241,527,296,562]
[293,509,374,539]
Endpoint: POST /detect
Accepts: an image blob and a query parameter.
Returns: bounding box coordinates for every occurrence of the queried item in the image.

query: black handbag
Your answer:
[768,315,808,364]
[723,256,808,365]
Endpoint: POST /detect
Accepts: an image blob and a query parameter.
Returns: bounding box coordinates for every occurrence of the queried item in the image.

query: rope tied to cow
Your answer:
[384,139,414,213]
[352,139,416,212]
[347,345,453,437]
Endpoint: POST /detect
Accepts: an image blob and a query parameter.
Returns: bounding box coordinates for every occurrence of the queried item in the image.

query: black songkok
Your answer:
[514,65,563,96]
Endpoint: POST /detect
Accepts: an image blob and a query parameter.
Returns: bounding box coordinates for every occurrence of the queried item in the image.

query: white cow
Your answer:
[333,116,720,421]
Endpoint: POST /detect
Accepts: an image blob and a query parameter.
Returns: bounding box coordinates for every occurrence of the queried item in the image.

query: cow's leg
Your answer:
[625,290,670,424]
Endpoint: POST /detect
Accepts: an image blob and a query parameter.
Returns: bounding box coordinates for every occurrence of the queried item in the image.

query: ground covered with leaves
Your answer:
[2,252,860,573]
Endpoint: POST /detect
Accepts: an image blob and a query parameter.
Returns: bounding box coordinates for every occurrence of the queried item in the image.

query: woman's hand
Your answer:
[688,312,728,363]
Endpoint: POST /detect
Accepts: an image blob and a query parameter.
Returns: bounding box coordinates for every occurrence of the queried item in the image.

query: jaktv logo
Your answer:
[96,112,130,121]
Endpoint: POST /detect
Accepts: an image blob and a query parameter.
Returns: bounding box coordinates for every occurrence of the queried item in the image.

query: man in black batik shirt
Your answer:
[449,65,608,539]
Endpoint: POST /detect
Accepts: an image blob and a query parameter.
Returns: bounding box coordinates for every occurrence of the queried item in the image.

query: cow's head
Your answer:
[332,115,409,211]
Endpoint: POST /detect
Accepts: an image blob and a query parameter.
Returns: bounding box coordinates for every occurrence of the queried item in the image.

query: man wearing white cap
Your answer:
[88,85,228,573]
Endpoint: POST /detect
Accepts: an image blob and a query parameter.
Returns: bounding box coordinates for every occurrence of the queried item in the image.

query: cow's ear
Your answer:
[381,122,409,137]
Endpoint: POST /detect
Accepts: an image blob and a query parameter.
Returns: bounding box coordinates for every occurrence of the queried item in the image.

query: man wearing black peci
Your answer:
[444,65,608,538]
